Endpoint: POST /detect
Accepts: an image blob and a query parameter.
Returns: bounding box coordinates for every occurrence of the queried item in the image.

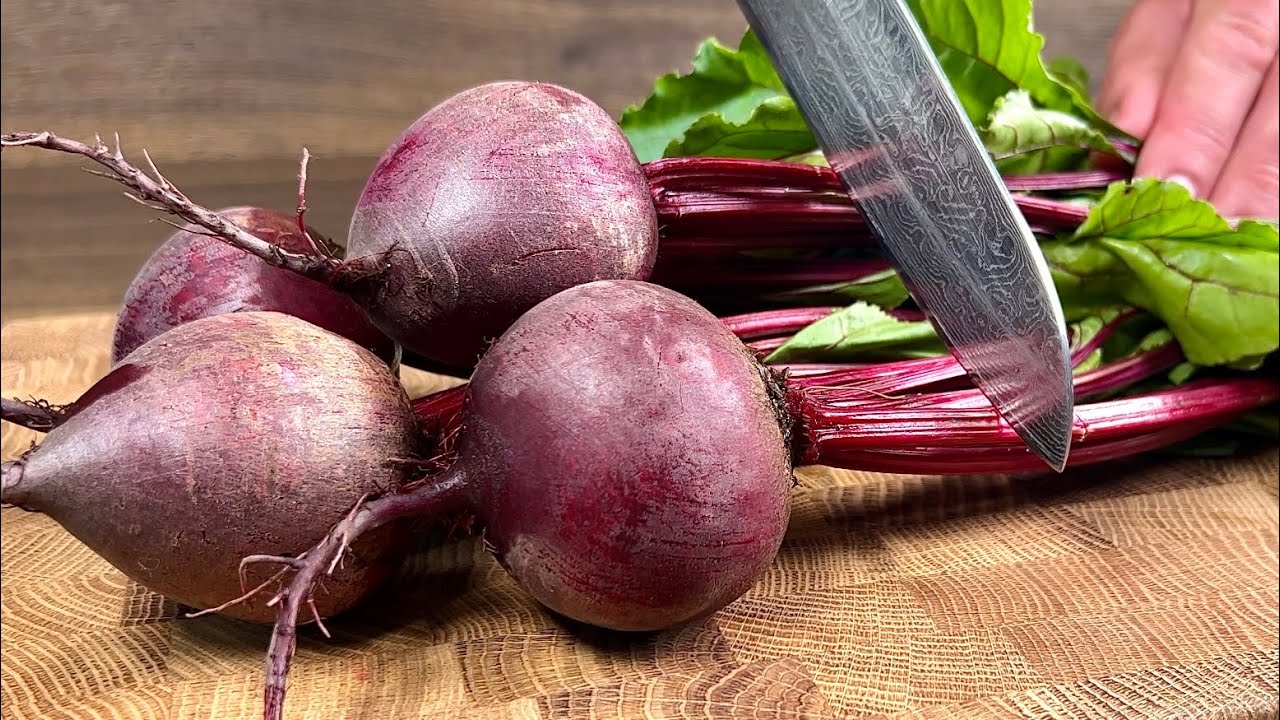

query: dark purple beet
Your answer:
[345,81,659,370]
[463,280,794,630]
[112,206,400,368]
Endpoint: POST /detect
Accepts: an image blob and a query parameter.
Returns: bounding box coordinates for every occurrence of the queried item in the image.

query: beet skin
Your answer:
[112,206,399,368]
[2,312,421,623]
[346,81,659,371]
[461,280,794,630]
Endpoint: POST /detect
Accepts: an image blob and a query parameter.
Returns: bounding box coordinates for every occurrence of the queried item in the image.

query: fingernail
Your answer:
[1165,174,1198,198]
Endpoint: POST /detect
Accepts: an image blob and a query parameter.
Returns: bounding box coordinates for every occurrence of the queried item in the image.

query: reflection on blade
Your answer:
[737,0,1075,470]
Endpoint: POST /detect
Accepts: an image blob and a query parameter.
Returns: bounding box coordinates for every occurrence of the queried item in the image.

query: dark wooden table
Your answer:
[0,0,1131,327]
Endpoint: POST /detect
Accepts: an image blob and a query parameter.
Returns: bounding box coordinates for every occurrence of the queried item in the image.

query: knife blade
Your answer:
[736,0,1074,471]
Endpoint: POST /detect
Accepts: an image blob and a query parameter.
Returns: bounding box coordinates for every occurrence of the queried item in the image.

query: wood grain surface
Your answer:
[0,0,1132,325]
[2,312,1278,719]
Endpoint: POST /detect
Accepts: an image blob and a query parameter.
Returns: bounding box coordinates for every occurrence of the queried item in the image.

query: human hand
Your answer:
[1098,0,1278,220]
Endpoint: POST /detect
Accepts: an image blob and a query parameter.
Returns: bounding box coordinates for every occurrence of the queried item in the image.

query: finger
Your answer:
[1134,0,1280,198]
[1097,0,1194,137]
[1209,54,1279,221]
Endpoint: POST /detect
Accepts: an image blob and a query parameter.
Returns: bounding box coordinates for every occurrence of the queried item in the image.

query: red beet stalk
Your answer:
[1,398,68,433]
[645,158,1113,243]
[805,337,1179,414]
[407,306,1273,475]
[640,158,1107,305]
[643,157,1129,195]
[807,378,1274,475]
[788,338,1276,471]
[719,306,841,340]
[736,306,1137,396]
[653,257,895,290]
[800,341,1186,437]
[408,365,1274,475]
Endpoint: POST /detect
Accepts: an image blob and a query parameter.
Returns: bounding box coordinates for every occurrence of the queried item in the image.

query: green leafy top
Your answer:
[620,0,1129,164]
[981,90,1120,174]
[618,31,814,163]
[1043,180,1278,366]
[620,0,1277,373]
[766,303,946,363]
[905,0,1122,135]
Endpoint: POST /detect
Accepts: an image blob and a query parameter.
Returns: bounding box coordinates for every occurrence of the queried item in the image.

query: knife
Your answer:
[736,0,1075,471]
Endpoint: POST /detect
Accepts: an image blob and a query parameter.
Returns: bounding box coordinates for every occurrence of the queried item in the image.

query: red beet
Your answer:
[248,280,1276,720]
[250,280,794,719]
[466,281,793,630]
[0,277,1269,720]
[1,311,422,623]
[343,81,659,370]
[112,206,400,368]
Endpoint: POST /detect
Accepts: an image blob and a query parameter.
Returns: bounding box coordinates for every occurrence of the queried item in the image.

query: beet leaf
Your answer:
[618,30,812,163]
[1043,179,1279,367]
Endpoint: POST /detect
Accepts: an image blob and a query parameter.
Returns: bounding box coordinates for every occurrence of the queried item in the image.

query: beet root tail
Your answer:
[2,396,69,433]
[249,466,472,720]
[0,131,344,285]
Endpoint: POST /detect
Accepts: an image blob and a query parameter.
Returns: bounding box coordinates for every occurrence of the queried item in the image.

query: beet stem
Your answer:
[293,147,327,258]
[644,157,1129,194]
[1001,169,1130,191]
[821,424,1219,475]
[2,396,68,433]
[801,377,1278,468]
[404,309,1153,443]
[655,258,894,289]
[259,465,472,720]
[408,384,468,441]
[719,307,838,340]
[789,309,1146,400]
[646,158,1119,242]
[0,132,342,284]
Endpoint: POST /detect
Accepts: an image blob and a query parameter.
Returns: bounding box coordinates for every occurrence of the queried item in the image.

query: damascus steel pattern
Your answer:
[738,0,1075,470]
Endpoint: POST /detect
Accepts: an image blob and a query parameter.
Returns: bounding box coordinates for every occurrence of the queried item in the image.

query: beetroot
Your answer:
[342,81,658,369]
[112,206,400,368]
[246,280,793,719]
[464,281,792,629]
[0,278,1271,720]
[0,311,422,623]
[222,276,1275,720]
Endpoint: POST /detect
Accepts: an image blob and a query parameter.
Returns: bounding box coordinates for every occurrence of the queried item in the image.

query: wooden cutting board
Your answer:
[2,313,1277,720]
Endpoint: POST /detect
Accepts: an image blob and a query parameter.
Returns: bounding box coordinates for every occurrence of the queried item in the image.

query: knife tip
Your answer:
[1041,446,1070,474]
[1023,406,1073,474]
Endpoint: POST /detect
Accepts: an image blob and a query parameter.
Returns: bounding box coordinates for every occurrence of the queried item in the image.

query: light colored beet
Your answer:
[1,311,422,623]
[113,206,399,368]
